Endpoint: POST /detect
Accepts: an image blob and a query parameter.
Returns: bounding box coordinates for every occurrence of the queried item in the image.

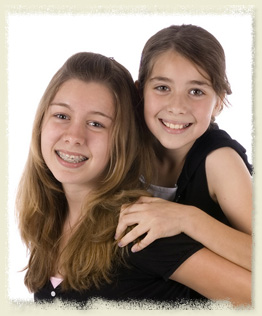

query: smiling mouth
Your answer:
[161,120,191,130]
[56,151,88,163]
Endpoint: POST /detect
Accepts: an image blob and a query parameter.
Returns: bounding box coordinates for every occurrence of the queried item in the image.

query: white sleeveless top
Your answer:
[147,182,178,201]
[140,176,178,201]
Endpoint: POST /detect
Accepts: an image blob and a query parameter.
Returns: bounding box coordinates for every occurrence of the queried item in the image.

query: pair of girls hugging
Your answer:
[16,24,253,308]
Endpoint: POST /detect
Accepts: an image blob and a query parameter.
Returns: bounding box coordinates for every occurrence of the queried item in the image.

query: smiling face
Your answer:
[144,50,220,156]
[41,79,115,194]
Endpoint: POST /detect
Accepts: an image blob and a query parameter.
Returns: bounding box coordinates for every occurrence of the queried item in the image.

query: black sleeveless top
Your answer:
[174,124,252,226]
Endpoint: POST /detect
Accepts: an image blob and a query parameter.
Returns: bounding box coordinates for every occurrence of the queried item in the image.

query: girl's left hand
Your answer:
[115,196,185,252]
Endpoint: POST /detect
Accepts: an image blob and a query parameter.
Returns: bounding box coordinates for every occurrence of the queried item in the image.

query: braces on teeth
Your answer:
[57,151,87,163]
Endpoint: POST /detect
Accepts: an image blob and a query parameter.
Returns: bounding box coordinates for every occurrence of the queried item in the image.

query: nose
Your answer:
[166,93,187,115]
[63,122,86,146]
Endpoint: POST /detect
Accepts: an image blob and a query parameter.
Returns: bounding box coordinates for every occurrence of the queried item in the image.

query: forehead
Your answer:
[148,50,211,82]
[51,79,116,115]
[56,78,114,99]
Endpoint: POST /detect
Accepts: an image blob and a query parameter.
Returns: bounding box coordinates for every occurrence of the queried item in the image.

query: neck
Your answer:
[63,184,91,227]
[153,145,187,187]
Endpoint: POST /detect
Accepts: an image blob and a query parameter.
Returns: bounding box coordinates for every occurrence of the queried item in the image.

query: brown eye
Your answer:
[88,121,104,128]
[156,85,170,92]
[55,114,68,120]
[190,89,204,96]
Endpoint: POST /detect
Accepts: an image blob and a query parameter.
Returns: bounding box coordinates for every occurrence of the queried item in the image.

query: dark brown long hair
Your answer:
[138,24,232,112]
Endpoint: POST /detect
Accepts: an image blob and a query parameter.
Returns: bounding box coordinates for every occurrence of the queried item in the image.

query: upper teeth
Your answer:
[162,121,190,130]
[56,151,88,163]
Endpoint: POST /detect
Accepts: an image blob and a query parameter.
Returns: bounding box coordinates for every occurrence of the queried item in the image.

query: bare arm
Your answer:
[202,147,252,270]
[171,247,251,306]
[115,147,252,270]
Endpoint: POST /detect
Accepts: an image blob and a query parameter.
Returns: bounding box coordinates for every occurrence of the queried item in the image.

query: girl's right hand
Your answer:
[115,196,187,252]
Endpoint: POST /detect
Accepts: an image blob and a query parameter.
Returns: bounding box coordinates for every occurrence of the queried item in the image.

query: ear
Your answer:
[135,80,144,99]
[213,96,224,117]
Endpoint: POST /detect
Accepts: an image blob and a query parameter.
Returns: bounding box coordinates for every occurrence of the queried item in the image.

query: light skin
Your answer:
[144,50,220,164]
[115,51,252,305]
[39,69,251,305]
[41,78,115,249]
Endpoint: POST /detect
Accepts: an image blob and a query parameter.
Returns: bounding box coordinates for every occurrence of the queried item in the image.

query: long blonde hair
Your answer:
[16,52,151,292]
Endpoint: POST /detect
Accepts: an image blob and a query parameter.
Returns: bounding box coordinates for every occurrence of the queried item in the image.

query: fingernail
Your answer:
[118,242,123,247]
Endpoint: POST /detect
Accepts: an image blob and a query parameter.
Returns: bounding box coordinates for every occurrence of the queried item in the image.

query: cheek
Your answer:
[143,98,154,122]
[194,99,217,119]
[40,129,51,164]
[143,107,152,130]
[104,135,113,159]
[103,134,114,165]
[40,128,47,154]
[143,89,152,113]
[93,134,112,159]
[40,123,57,160]
[144,91,161,116]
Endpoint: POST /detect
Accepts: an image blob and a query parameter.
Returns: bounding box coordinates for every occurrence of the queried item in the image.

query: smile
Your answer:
[56,150,88,164]
[161,120,191,130]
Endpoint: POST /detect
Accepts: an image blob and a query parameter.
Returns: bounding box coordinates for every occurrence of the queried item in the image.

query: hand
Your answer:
[115,196,185,252]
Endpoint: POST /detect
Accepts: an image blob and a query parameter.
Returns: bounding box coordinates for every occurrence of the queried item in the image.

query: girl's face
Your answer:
[41,79,115,194]
[144,50,220,156]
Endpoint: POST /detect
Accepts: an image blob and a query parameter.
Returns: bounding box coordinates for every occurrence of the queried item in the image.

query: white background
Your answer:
[7,12,253,301]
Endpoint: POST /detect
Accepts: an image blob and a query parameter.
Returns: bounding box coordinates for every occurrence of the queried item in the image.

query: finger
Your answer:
[115,222,128,241]
[118,203,152,224]
[118,224,150,247]
[115,212,141,240]
[120,201,144,214]
[120,203,132,213]
[131,234,157,252]
[136,196,156,204]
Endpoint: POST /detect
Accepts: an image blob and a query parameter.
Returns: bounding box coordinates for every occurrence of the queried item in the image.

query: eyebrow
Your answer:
[149,76,173,83]
[49,102,114,120]
[149,77,211,86]
[188,80,211,86]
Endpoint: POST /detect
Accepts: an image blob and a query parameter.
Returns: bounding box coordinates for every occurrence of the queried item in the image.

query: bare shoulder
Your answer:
[206,146,247,168]
[206,146,251,185]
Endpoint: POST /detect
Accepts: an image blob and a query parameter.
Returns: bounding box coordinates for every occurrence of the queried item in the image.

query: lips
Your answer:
[55,150,88,164]
[161,119,191,130]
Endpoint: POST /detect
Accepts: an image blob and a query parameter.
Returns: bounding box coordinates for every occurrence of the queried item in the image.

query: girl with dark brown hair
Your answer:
[116,25,252,306]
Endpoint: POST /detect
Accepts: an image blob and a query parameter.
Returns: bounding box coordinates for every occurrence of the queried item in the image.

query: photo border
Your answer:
[1,0,261,315]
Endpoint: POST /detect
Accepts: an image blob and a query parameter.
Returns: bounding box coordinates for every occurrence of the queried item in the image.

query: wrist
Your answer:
[179,205,200,236]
